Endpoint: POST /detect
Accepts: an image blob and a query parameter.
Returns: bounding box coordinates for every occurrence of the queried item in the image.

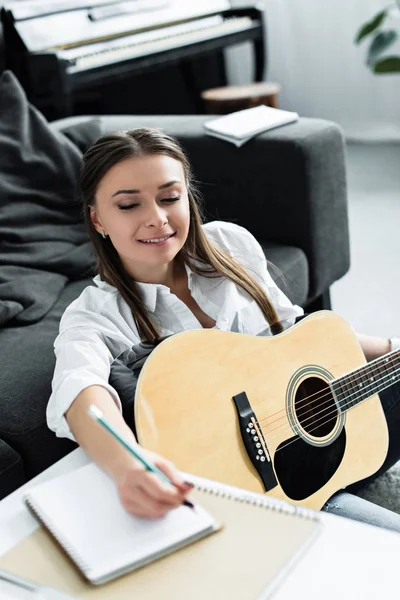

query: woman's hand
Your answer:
[116,448,193,519]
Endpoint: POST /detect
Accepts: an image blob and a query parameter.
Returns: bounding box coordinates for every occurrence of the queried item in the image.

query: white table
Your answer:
[1,448,399,599]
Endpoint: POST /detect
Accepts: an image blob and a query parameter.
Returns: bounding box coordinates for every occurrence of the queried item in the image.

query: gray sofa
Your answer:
[0,107,350,499]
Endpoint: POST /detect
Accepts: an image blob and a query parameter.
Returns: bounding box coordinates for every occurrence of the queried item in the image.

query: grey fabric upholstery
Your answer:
[0,110,350,500]
[0,279,91,483]
[0,72,98,327]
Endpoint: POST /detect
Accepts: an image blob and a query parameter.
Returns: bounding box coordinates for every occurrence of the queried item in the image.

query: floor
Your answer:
[331,142,400,515]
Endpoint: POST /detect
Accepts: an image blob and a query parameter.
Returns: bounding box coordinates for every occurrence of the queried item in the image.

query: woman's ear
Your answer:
[89,205,104,235]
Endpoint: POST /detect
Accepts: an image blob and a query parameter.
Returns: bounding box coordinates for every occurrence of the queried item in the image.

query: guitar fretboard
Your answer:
[331,349,400,411]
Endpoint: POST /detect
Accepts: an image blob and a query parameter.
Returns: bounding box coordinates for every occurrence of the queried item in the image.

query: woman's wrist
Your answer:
[105,433,142,481]
[357,333,391,361]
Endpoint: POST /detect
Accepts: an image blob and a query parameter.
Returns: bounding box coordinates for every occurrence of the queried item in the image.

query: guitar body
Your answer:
[135,311,389,510]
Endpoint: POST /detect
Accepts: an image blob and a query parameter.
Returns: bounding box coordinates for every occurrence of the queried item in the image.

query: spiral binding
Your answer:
[24,495,93,577]
[184,474,319,522]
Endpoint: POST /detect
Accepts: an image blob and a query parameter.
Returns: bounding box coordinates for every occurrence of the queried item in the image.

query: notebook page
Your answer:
[24,463,217,583]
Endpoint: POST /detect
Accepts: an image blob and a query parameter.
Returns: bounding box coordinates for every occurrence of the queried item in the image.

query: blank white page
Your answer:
[24,462,217,584]
[204,105,299,139]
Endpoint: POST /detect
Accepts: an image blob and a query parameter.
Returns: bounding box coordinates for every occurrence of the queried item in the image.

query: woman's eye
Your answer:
[118,204,138,211]
[162,196,180,203]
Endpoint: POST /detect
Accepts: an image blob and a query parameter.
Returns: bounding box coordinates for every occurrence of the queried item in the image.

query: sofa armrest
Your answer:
[52,115,350,303]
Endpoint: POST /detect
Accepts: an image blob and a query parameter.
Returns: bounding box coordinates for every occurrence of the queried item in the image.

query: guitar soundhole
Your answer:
[295,377,338,437]
[273,376,346,501]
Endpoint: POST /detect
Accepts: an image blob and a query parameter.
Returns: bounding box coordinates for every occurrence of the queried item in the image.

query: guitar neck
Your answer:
[331,349,400,411]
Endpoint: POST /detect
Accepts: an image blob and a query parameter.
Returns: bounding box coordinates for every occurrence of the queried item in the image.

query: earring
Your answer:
[100,231,106,239]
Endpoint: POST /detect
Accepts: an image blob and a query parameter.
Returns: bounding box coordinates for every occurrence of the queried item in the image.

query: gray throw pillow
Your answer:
[0,70,99,326]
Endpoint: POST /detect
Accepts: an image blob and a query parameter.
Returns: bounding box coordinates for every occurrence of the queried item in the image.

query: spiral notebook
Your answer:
[17,463,322,599]
[23,463,219,585]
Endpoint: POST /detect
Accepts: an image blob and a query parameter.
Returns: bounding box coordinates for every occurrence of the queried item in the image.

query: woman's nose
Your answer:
[145,203,168,228]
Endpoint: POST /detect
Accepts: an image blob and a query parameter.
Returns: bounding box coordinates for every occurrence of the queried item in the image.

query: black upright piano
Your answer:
[1,0,265,120]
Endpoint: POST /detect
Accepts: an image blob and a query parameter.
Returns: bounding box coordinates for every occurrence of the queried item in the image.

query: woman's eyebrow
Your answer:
[159,179,181,190]
[111,180,181,198]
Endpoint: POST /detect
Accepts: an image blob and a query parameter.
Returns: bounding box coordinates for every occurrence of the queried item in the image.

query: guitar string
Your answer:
[261,371,400,456]
[272,373,394,454]
[252,367,400,450]
[259,366,400,442]
[274,412,337,455]
[255,352,399,427]
[255,360,394,436]
[252,352,399,430]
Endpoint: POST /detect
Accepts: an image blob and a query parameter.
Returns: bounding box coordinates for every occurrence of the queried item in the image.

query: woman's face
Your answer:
[90,154,190,282]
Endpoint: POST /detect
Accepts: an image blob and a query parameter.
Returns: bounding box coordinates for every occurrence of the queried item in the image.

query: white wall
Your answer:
[226,0,400,141]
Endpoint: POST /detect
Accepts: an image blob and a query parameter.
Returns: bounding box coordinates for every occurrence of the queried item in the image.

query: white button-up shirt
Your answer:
[47,221,303,440]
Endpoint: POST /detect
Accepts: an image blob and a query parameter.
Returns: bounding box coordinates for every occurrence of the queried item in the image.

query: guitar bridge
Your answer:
[232,392,278,492]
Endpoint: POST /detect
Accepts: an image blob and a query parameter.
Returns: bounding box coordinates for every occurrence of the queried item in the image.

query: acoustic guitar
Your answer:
[135,311,398,510]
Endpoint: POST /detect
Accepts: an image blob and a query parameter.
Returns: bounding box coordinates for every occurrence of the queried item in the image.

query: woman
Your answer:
[48,128,400,529]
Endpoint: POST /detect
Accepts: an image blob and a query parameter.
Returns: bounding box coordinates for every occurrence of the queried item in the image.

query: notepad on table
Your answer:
[204,104,299,147]
[3,462,324,599]
[23,462,219,585]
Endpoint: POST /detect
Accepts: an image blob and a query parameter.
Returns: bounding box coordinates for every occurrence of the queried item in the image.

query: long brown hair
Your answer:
[80,128,282,341]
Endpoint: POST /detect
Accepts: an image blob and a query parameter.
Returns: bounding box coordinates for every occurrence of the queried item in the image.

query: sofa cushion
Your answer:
[0,278,93,479]
[0,71,98,328]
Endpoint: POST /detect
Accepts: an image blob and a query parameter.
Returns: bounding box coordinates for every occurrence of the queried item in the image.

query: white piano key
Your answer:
[65,16,254,72]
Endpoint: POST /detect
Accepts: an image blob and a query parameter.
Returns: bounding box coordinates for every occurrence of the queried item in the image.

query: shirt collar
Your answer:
[93,266,197,314]
[184,261,195,291]
[92,274,116,293]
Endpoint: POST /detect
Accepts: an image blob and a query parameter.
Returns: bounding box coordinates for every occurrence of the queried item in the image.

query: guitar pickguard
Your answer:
[274,428,346,501]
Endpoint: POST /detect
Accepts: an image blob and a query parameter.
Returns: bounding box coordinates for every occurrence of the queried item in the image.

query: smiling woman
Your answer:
[79,128,283,343]
[46,127,400,530]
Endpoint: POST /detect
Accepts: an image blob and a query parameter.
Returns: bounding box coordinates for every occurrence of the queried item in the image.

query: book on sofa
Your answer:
[204,105,299,147]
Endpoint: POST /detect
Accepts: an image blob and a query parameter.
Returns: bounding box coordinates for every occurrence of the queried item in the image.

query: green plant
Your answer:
[355,2,400,73]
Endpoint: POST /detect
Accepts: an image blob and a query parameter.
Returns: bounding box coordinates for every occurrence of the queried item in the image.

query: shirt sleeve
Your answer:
[204,221,304,329]
[47,327,124,441]
[47,293,135,441]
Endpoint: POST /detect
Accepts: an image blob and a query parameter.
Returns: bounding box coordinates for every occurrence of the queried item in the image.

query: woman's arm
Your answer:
[356,333,391,362]
[66,384,139,480]
[66,386,192,518]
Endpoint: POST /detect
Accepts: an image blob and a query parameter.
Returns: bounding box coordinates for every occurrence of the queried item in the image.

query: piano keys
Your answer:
[1,0,266,120]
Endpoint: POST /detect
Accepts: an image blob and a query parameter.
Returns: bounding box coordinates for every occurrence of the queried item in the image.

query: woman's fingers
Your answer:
[153,456,194,495]
[120,484,171,519]
[117,467,183,517]
[116,449,195,518]
[139,471,185,507]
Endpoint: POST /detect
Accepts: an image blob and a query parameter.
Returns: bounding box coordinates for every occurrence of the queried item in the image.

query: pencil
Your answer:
[88,405,195,510]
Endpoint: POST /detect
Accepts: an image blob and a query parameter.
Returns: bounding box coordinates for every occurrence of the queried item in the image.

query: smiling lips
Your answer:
[138,233,176,244]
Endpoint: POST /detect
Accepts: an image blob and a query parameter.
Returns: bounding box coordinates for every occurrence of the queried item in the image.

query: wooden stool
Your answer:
[201,82,281,115]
